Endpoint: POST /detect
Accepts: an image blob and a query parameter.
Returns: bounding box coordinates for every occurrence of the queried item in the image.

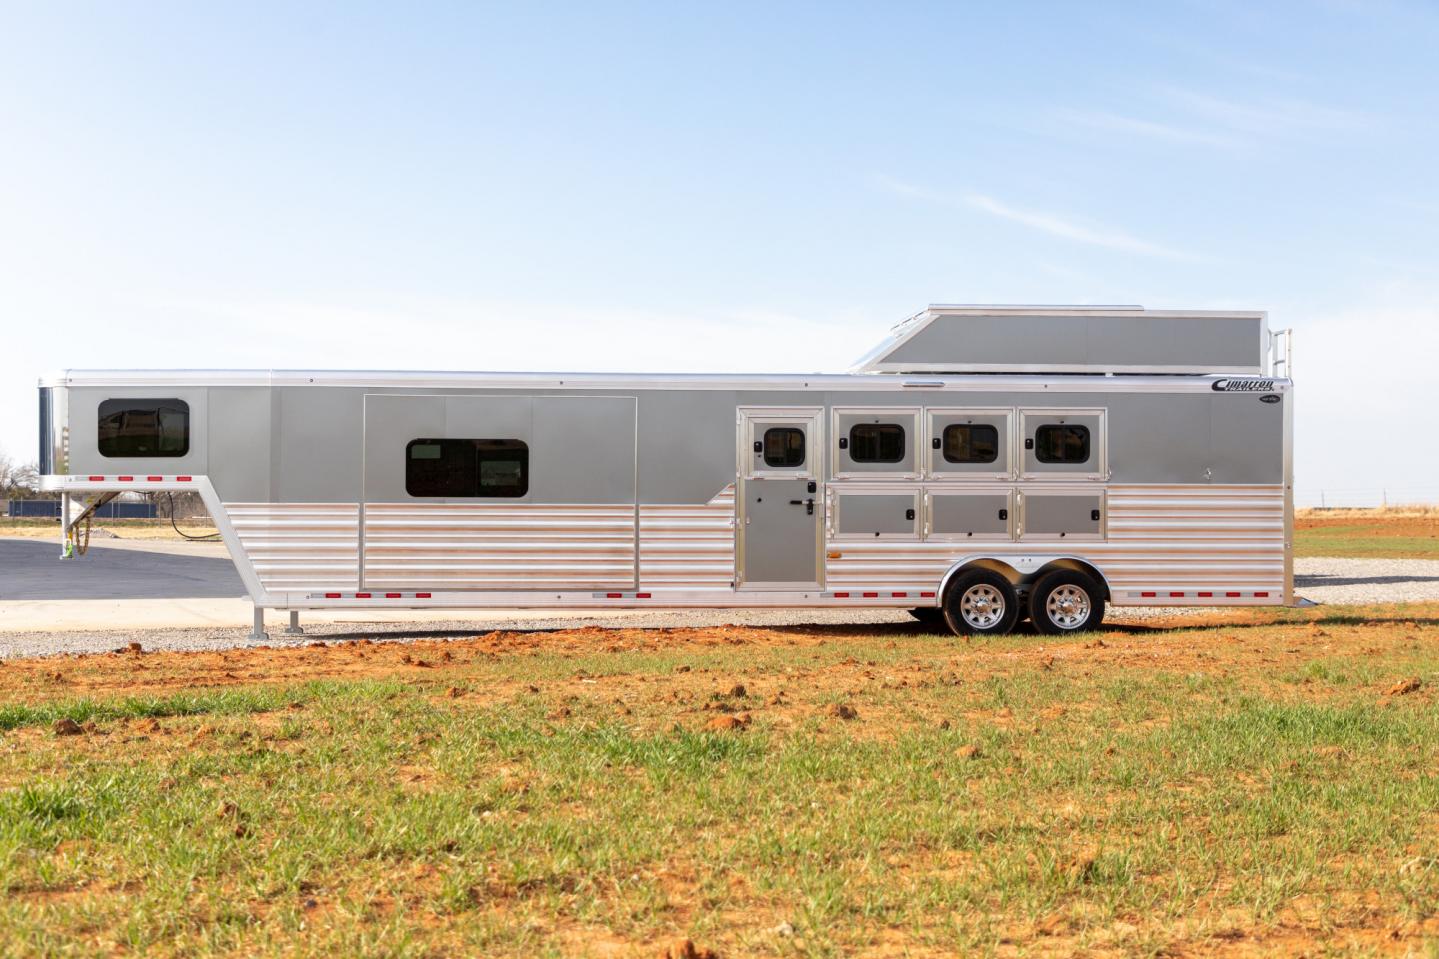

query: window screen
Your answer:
[762,427,805,468]
[406,439,528,497]
[1034,425,1090,464]
[98,399,190,457]
[942,424,999,464]
[849,423,905,463]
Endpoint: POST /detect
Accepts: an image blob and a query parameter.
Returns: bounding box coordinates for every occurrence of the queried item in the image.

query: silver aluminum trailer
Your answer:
[36,305,1297,639]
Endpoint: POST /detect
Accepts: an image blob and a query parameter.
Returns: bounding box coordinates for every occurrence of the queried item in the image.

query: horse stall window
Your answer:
[97,398,190,457]
[406,439,528,497]
[942,424,999,464]
[1034,425,1090,464]
[762,427,805,468]
[848,423,905,463]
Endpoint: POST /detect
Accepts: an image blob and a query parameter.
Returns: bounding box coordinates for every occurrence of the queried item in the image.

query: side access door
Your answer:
[736,408,823,589]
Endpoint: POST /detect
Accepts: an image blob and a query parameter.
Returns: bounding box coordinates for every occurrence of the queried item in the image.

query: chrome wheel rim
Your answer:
[1045,584,1091,629]
[960,584,1005,630]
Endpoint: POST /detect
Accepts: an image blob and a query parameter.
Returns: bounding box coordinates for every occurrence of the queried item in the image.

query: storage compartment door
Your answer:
[927,489,1013,541]
[831,490,919,539]
[1018,489,1104,541]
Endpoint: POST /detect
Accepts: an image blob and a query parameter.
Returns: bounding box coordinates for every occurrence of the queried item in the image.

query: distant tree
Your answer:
[0,449,43,500]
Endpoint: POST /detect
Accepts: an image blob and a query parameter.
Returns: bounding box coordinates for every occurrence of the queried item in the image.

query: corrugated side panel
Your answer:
[226,503,360,592]
[363,503,637,590]
[825,484,1285,597]
[638,485,735,588]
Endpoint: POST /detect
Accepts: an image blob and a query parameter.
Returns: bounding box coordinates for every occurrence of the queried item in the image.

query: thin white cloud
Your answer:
[1159,86,1372,136]
[1057,108,1238,148]
[878,177,1198,261]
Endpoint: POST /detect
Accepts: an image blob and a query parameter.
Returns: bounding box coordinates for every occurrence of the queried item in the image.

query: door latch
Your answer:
[998,508,1008,520]
[1090,508,1101,521]
[931,437,941,449]
[807,480,817,494]
[905,508,915,521]
[790,498,816,515]
[1024,438,1034,450]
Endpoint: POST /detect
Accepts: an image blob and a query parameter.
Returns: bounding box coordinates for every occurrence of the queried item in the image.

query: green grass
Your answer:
[3,616,1439,956]
[1295,521,1439,559]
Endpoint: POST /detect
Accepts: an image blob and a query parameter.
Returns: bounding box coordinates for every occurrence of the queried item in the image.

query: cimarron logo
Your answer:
[1211,378,1276,392]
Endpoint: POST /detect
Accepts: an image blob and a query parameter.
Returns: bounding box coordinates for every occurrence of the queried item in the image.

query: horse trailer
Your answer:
[37,305,1297,639]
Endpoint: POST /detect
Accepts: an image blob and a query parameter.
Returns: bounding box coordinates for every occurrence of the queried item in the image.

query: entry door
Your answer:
[737,408,823,589]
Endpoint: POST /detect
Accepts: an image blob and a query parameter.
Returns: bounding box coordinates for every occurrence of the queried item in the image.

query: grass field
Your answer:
[1296,511,1439,560]
[3,608,1439,956]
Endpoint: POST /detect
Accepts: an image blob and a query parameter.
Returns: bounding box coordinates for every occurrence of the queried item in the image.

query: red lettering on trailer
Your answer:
[416,592,431,599]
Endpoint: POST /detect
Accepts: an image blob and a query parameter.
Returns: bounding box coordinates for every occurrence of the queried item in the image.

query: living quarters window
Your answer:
[942,424,999,464]
[762,427,805,468]
[1034,425,1090,464]
[406,439,528,497]
[98,399,190,457]
[849,423,905,463]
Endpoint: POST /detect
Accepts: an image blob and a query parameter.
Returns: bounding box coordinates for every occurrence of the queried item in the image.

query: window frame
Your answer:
[1017,408,1107,482]
[404,438,529,498]
[97,398,191,458]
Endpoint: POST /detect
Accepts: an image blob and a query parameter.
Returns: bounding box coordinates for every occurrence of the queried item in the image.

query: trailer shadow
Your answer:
[1296,573,1439,587]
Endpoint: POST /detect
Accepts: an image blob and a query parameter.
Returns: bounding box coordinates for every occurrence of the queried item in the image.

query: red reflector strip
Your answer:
[324,593,341,599]
[177,475,192,482]
[1170,592,1185,598]
[1226,591,1241,597]
[834,591,850,598]
[385,593,401,599]
[1254,591,1269,598]
[118,475,133,482]
[1198,591,1213,598]
[920,591,935,598]
[636,592,651,599]
[355,592,372,599]
[862,592,879,598]
[146,476,162,482]
[1141,591,1157,598]
[87,475,104,481]
[892,592,907,598]
[416,592,431,599]
[606,592,622,599]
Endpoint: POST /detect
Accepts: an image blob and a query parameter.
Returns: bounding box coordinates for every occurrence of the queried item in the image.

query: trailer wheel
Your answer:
[943,570,1020,637]
[1028,570,1105,634]
[908,607,946,629]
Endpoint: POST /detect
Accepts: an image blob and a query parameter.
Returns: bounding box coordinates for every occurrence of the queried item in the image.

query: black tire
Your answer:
[942,570,1020,637]
[908,607,946,628]
[1028,570,1105,635]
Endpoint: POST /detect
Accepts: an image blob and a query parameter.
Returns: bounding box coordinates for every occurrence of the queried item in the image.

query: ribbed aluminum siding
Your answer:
[638,485,735,588]
[226,503,360,591]
[362,503,637,590]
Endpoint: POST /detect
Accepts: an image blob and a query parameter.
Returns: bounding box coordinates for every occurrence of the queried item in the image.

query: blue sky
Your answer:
[1,1,1436,503]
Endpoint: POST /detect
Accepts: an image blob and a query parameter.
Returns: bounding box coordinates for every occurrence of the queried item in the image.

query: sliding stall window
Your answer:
[406,439,528,497]
[98,399,190,457]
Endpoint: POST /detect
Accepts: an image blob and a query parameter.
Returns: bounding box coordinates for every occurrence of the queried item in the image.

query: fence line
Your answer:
[1295,487,1439,509]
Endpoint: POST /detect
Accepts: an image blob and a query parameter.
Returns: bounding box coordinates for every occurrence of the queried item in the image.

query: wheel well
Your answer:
[938,557,1111,602]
